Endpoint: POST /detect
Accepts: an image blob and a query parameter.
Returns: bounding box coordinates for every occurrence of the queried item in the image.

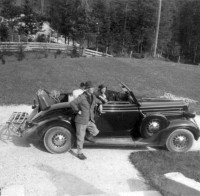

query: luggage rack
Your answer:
[6,112,28,137]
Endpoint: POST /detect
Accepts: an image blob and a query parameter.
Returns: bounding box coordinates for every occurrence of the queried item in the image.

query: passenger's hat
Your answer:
[85,81,94,89]
[98,84,107,89]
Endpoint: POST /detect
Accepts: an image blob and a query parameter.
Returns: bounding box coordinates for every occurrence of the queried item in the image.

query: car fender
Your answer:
[145,119,200,146]
[141,113,169,126]
[30,117,75,139]
[139,113,169,137]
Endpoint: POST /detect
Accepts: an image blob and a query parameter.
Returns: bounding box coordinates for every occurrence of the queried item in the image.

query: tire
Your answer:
[140,116,167,138]
[166,129,194,152]
[43,124,74,154]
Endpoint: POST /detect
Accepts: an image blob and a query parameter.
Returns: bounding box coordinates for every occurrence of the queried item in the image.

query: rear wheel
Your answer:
[166,129,194,152]
[43,124,74,154]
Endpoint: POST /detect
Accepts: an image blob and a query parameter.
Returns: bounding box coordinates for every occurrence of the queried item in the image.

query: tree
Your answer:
[90,0,112,51]
[18,0,45,35]
[179,0,200,63]
[0,23,9,41]
[0,0,22,19]
[157,0,176,56]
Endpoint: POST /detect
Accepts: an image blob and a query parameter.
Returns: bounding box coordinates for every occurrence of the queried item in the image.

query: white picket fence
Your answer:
[83,48,113,57]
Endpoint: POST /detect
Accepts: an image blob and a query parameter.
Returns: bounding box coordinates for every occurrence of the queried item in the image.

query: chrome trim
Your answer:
[102,110,138,112]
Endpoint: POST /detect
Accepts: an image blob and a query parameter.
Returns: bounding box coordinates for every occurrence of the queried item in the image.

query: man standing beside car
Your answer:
[70,81,102,160]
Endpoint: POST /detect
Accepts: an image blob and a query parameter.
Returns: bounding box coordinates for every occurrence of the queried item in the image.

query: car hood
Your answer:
[138,98,188,112]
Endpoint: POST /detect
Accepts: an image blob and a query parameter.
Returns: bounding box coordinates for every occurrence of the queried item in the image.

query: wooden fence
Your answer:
[83,48,113,57]
[0,42,113,57]
[0,42,72,52]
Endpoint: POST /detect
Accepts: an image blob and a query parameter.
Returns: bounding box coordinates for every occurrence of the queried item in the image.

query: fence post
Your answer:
[178,56,180,63]
[130,51,133,58]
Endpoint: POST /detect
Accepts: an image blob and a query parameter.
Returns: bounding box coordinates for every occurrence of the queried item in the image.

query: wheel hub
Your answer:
[147,121,160,134]
[52,133,66,147]
[173,135,188,149]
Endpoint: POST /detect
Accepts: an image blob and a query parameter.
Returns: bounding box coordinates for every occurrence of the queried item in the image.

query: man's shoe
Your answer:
[85,135,97,143]
[77,153,87,160]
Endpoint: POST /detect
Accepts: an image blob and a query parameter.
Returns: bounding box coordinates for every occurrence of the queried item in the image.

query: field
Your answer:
[0,54,200,110]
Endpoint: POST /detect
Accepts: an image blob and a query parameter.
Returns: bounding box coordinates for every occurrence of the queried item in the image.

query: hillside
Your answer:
[0,55,199,111]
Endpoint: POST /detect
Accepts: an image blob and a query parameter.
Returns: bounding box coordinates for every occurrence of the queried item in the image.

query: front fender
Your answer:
[139,119,200,146]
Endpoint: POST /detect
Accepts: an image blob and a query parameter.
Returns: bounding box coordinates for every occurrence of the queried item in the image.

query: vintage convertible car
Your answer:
[15,82,199,154]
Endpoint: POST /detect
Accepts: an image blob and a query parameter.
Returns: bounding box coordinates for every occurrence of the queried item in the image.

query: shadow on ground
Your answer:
[36,164,104,196]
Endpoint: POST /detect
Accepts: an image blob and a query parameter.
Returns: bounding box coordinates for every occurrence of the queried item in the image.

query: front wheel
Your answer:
[166,129,194,152]
[43,125,74,154]
[140,116,168,138]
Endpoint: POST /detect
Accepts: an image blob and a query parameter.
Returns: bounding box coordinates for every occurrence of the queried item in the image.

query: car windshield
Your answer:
[119,82,140,106]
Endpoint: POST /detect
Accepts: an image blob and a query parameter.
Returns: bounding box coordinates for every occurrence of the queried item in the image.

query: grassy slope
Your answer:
[0,54,200,107]
[130,151,200,195]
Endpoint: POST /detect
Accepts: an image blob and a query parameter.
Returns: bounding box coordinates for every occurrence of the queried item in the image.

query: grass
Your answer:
[0,53,200,109]
[129,151,200,195]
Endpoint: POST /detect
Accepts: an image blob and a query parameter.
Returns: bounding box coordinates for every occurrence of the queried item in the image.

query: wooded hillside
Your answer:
[0,0,200,64]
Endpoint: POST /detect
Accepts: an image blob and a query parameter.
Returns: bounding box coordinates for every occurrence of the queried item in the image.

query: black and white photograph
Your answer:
[0,0,200,195]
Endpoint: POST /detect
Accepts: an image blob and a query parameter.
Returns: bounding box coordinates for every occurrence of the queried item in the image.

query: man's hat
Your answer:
[85,81,94,89]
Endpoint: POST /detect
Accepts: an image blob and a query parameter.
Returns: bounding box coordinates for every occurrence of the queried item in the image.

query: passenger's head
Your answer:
[98,84,107,94]
[80,82,85,90]
[85,81,95,94]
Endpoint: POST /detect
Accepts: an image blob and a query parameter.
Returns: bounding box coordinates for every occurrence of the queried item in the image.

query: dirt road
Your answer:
[0,105,154,196]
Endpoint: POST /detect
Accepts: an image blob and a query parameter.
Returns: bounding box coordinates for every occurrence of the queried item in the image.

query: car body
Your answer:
[23,82,200,153]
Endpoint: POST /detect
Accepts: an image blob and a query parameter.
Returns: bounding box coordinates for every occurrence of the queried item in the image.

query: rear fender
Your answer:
[31,117,75,139]
[146,119,200,146]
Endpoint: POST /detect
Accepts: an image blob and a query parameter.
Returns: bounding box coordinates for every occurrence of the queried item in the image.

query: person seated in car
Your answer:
[72,82,85,99]
[97,84,108,104]
[68,82,85,102]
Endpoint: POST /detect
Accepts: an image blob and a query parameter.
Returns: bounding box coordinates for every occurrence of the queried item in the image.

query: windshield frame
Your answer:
[120,82,141,106]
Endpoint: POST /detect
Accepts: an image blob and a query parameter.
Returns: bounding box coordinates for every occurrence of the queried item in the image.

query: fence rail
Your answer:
[83,48,113,57]
[0,42,113,57]
[0,42,73,52]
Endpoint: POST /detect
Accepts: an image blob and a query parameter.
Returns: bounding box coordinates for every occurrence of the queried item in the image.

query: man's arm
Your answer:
[70,96,82,113]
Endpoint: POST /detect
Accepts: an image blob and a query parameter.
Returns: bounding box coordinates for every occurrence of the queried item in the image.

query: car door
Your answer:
[95,101,140,136]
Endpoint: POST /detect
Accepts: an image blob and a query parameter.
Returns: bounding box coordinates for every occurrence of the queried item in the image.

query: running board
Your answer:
[84,136,157,147]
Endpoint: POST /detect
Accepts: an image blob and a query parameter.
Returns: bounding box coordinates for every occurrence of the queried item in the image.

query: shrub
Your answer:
[54,49,62,59]
[0,23,9,41]
[0,52,6,64]
[17,44,25,61]
[70,46,80,58]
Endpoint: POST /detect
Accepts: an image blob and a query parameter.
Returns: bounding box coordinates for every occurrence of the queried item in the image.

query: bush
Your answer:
[0,52,6,64]
[36,34,47,42]
[54,49,62,59]
[0,23,9,41]
[70,46,80,58]
[17,44,25,61]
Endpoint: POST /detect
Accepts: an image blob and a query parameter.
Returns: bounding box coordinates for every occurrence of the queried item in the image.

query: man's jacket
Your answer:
[70,92,102,125]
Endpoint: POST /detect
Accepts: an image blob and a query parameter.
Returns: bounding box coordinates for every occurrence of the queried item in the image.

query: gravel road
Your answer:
[0,105,153,196]
[0,105,199,196]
